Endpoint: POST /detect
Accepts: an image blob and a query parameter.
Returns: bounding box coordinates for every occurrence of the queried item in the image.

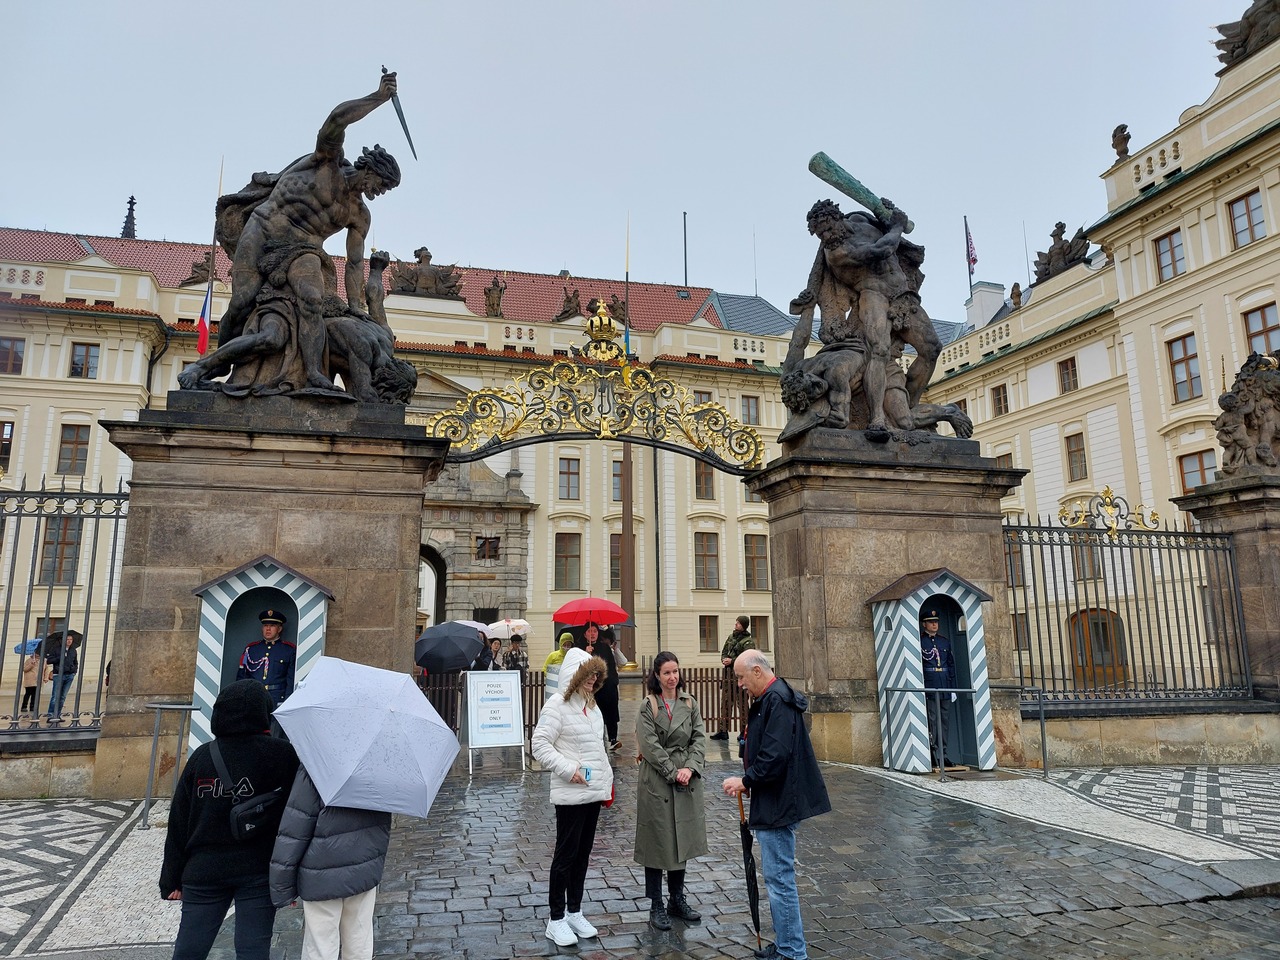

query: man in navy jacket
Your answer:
[723,650,831,960]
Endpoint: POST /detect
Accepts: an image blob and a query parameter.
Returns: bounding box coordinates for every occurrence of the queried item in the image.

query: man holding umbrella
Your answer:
[722,650,830,960]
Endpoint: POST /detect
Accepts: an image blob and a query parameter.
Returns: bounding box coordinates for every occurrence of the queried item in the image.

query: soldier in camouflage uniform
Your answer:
[711,616,753,741]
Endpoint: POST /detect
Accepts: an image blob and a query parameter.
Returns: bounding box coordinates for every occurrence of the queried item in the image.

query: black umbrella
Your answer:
[415,622,486,673]
[738,792,762,949]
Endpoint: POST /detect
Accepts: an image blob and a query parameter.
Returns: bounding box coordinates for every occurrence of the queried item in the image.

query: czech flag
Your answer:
[196,283,212,355]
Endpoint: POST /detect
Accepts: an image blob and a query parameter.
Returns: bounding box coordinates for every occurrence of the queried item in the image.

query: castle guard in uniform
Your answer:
[920,610,956,768]
[236,609,297,708]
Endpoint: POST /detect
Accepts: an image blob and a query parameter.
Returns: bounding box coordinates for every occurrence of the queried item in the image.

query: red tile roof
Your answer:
[0,227,232,288]
[0,297,161,321]
[0,227,721,331]
[449,268,718,331]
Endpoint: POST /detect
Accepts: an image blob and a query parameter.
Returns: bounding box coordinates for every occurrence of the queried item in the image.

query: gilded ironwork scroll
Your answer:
[422,359,764,474]
[1058,485,1159,540]
[419,298,764,473]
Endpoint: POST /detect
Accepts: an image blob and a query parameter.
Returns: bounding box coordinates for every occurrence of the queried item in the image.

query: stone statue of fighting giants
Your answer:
[178,72,414,403]
[780,152,969,443]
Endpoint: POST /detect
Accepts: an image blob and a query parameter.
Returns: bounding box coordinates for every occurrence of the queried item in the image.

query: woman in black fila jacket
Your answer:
[160,679,298,960]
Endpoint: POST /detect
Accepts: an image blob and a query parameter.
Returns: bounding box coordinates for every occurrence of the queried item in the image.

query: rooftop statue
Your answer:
[1215,352,1280,476]
[552,286,581,322]
[779,153,961,443]
[178,72,403,400]
[1032,221,1090,283]
[1111,124,1131,162]
[484,275,507,317]
[181,250,218,287]
[390,247,464,300]
[1216,1,1280,69]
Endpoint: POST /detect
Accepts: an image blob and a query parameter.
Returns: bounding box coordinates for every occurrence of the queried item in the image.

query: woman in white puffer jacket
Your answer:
[532,654,614,948]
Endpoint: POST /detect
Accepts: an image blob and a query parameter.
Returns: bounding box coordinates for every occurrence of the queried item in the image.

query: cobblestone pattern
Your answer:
[7,748,1280,959]
[0,799,133,940]
[1053,765,1280,858]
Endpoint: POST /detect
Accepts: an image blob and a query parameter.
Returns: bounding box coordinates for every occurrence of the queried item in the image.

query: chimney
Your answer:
[965,280,1006,330]
[121,196,137,239]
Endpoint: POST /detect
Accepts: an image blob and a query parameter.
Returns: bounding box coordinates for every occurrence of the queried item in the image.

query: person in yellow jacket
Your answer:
[542,633,575,703]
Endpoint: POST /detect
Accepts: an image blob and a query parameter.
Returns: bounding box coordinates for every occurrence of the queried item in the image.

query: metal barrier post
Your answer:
[138,707,165,830]
[138,703,197,830]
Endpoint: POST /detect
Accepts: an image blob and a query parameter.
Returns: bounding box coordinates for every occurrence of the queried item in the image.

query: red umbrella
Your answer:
[552,597,630,626]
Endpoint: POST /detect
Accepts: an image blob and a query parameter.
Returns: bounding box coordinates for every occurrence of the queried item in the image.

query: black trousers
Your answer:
[549,802,601,919]
[925,687,950,764]
[596,684,620,743]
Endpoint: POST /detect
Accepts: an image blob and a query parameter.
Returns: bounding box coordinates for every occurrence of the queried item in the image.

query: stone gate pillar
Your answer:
[91,392,448,799]
[746,429,1025,765]
[1174,474,1280,700]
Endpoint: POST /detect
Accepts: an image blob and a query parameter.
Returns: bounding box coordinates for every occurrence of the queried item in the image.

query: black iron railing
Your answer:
[1004,516,1249,704]
[0,478,128,733]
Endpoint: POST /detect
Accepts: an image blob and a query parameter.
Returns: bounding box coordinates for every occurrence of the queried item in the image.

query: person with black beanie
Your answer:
[161,679,299,960]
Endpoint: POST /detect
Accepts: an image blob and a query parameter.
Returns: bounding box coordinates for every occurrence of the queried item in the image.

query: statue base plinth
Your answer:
[90,392,448,798]
[749,428,1026,765]
[1174,473,1280,700]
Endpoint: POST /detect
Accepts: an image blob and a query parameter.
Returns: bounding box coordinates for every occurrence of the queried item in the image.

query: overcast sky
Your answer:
[1,1,1246,326]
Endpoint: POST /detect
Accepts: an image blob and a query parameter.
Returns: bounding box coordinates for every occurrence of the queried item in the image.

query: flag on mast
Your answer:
[196,285,212,355]
[197,159,225,356]
[964,216,978,277]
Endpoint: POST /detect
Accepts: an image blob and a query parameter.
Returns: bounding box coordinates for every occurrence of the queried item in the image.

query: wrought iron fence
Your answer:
[0,478,128,732]
[1004,508,1249,705]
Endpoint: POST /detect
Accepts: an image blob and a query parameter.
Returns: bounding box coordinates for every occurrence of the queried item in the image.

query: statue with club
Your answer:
[780,152,958,442]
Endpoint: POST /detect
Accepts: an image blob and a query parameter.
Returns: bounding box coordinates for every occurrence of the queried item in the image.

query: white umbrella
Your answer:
[454,619,491,638]
[487,618,533,640]
[273,656,460,818]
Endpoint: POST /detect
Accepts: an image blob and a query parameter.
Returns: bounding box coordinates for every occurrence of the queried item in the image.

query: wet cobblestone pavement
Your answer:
[5,723,1280,959]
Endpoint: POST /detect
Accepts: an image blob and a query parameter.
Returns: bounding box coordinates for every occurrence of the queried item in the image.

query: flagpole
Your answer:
[197,159,224,356]
[620,215,636,665]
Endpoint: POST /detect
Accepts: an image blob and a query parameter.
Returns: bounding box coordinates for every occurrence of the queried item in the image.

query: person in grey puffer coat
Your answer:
[269,766,392,960]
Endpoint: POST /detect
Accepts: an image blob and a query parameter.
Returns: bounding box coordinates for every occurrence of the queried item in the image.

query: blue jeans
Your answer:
[46,673,76,719]
[171,874,275,960]
[756,822,807,960]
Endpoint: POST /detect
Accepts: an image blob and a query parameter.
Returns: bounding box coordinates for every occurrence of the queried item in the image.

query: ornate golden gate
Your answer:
[419,302,764,475]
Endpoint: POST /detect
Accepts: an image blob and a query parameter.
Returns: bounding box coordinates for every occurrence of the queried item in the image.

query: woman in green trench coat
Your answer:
[634,651,709,930]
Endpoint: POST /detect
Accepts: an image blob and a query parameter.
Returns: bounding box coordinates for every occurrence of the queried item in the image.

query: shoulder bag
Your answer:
[209,741,287,842]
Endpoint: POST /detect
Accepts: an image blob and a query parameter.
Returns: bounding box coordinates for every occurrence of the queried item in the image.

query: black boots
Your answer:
[647,867,698,927]
[667,894,701,922]
[649,902,672,930]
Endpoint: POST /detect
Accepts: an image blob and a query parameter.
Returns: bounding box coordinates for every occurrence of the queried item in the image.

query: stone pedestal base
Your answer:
[747,429,1025,765]
[1174,473,1280,700]
[91,392,448,798]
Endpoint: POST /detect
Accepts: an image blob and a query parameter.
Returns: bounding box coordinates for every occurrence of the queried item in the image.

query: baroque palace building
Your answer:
[0,227,793,677]
[922,16,1280,693]
[926,19,1280,525]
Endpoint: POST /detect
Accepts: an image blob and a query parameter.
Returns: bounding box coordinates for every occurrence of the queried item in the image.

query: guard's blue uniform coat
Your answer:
[236,639,296,707]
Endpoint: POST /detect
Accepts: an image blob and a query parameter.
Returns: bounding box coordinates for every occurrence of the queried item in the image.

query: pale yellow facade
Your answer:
[0,256,789,685]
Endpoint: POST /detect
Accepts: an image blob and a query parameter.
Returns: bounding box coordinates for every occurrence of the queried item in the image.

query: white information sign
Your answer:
[463,670,526,774]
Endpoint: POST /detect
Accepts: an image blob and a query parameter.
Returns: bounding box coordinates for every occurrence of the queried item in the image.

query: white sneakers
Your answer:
[545,917,577,946]
[546,912,599,945]
[565,911,598,938]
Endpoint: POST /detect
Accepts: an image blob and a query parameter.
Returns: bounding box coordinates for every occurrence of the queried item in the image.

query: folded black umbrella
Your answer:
[738,792,762,949]
[415,622,486,673]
